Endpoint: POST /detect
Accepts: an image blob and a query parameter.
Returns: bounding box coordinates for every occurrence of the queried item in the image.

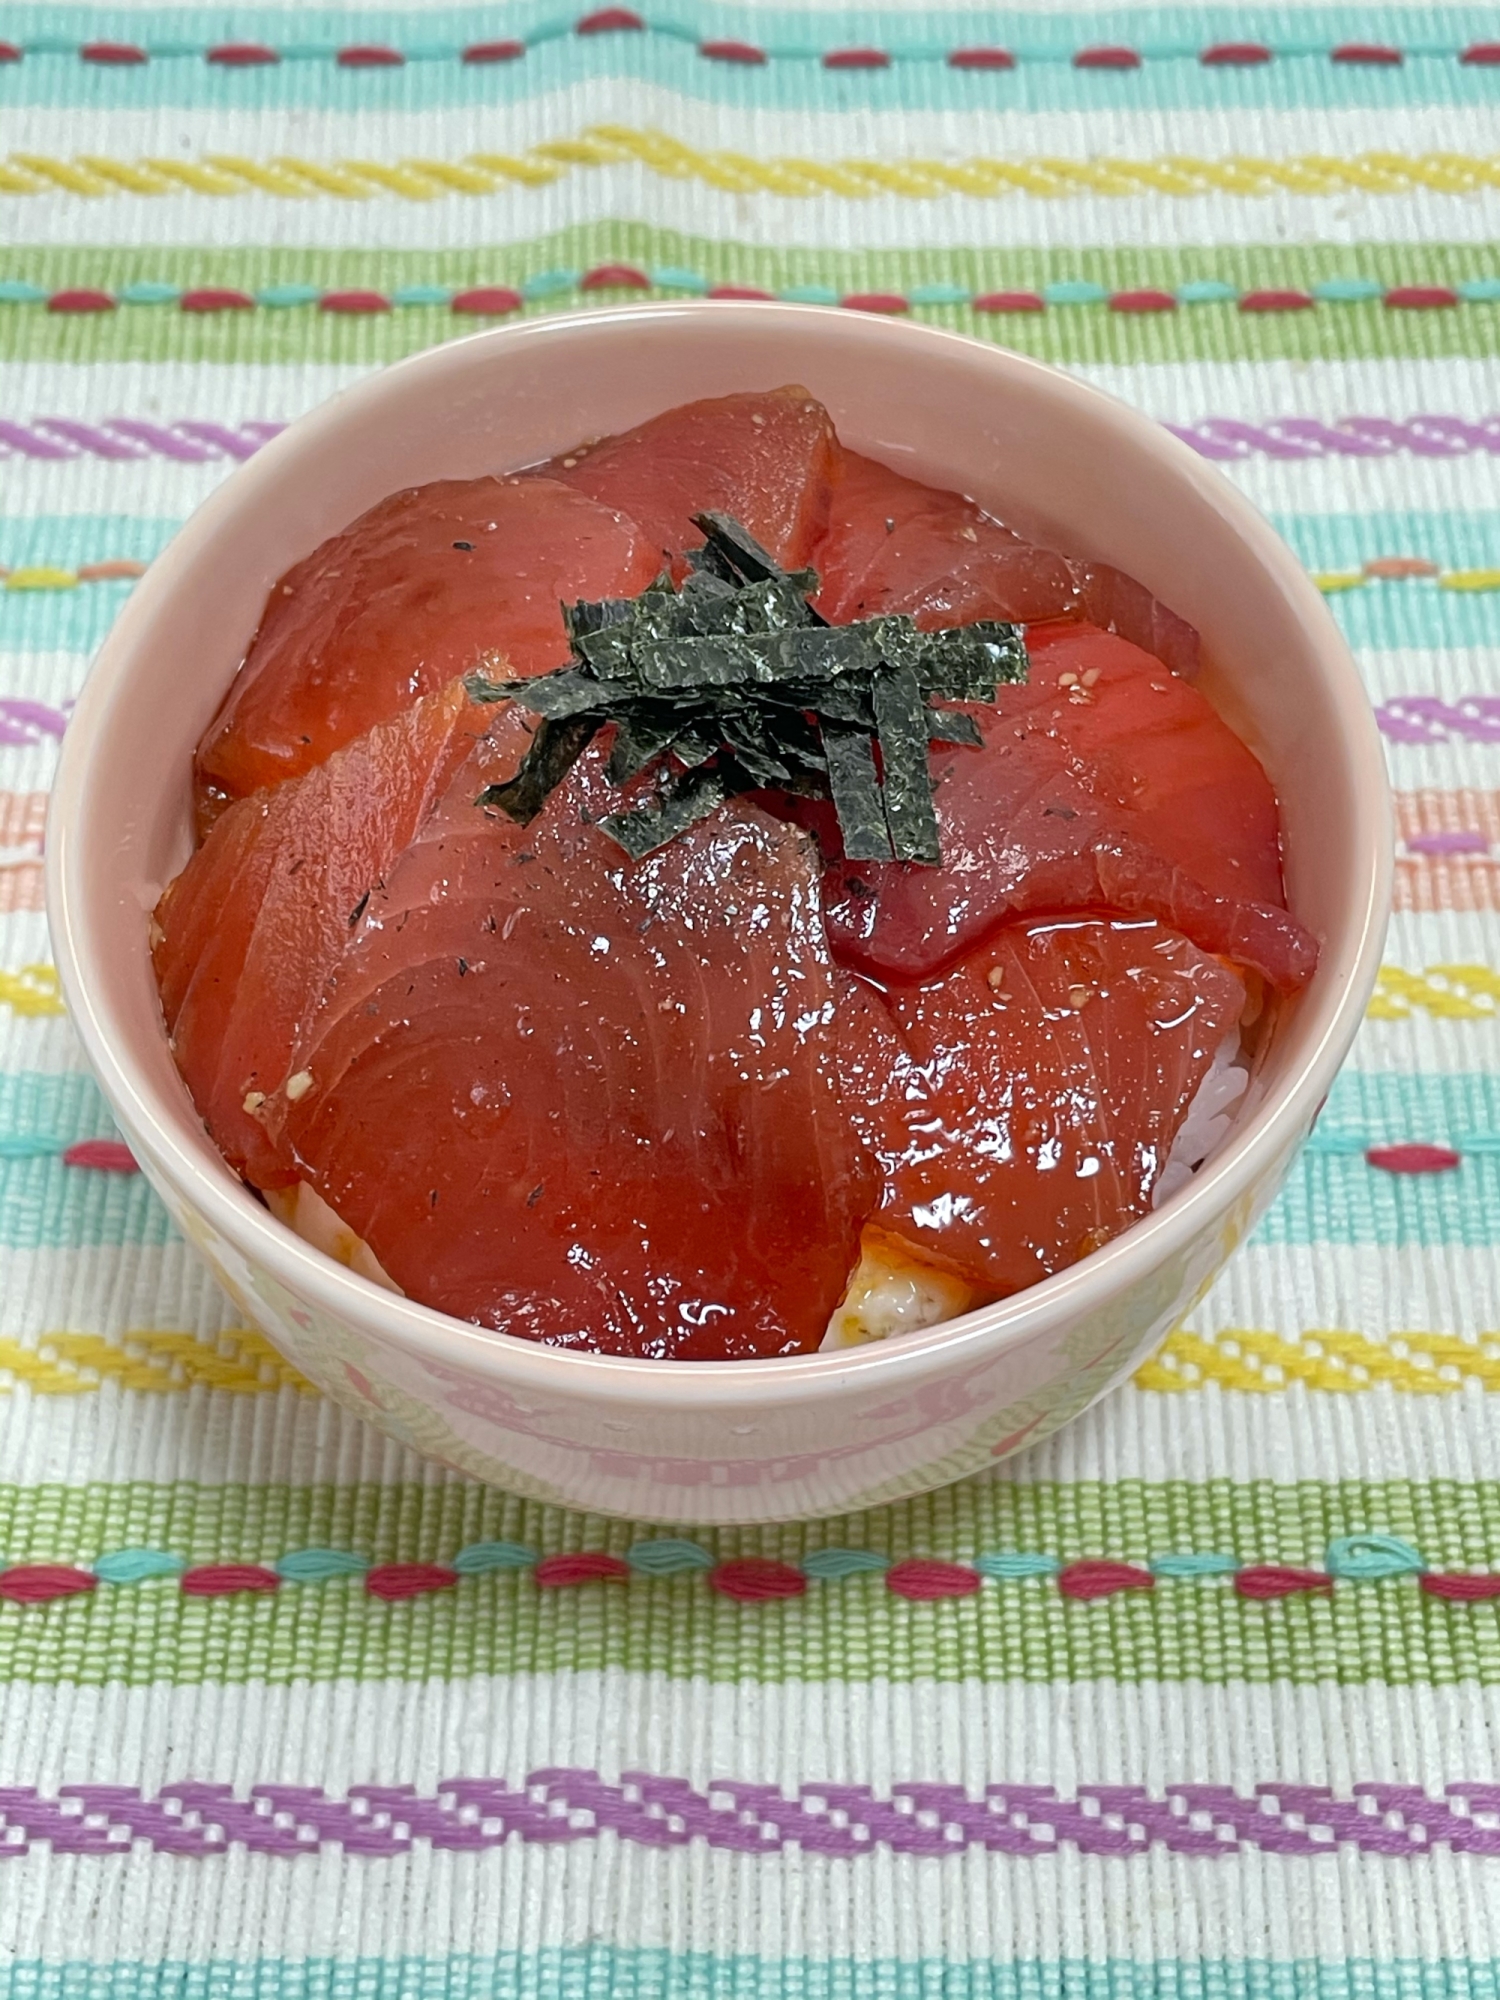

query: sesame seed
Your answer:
[1067,984,1091,1009]
[284,1070,314,1102]
[1057,671,1078,687]
[1081,667,1101,687]
[985,964,1006,991]
[242,1090,265,1114]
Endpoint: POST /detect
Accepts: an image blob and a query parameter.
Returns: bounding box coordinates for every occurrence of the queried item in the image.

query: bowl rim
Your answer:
[46,300,1393,1409]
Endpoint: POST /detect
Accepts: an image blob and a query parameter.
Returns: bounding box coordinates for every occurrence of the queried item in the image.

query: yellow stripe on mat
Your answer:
[2,139,1499,202]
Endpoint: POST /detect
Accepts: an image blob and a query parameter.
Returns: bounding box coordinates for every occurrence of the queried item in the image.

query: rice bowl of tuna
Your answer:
[47,305,1390,1521]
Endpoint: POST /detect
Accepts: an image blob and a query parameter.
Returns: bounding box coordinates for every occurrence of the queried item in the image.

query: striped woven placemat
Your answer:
[2,4,1498,1992]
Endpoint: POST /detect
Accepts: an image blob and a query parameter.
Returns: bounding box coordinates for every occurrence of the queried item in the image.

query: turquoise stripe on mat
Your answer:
[5,510,1496,569]
[0,518,180,568]
[13,510,1499,571]
[4,4,1500,112]
[1271,512,1500,571]
[0,1156,174,1251]
[7,1070,1500,1252]
[9,596,1491,659]
[0,1073,174,1252]
[2,515,1495,657]
[1,1958,1497,2000]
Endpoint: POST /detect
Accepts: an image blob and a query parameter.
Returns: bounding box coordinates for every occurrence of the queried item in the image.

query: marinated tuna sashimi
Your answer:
[813,446,1079,628]
[158,385,1317,1360]
[549,386,837,575]
[870,916,1247,1296]
[1071,561,1201,683]
[823,621,1315,994]
[195,475,660,815]
[268,748,878,1357]
[155,681,526,1187]
[813,447,1199,676]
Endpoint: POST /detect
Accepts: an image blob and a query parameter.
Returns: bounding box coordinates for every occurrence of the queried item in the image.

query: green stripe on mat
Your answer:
[4,235,1500,366]
[1,1480,1497,1687]
[2,1960,1498,2000]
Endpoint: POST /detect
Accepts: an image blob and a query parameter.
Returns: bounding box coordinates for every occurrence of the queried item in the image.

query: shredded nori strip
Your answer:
[607,706,685,784]
[873,663,942,865]
[927,708,984,748]
[601,763,733,859]
[476,713,603,826]
[474,511,1027,861]
[823,722,894,862]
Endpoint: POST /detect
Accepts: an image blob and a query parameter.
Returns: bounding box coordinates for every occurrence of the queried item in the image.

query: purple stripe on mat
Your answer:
[1377,697,1500,744]
[0,700,70,747]
[3,418,1498,465]
[1165,415,1500,460]
[0,420,284,462]
[0,1777,1497,1860]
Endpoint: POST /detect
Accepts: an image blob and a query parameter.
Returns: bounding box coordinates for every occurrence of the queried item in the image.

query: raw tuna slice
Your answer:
[813,448,1200,674]
[873,915,1246,1296]
[549,386,837,575]
[1069,560,1200,681]
[195,475,659,814]
[155,681,529,1188]
[824,622,1317,994]
[813,446,1078,627]
[270,751,878,1358]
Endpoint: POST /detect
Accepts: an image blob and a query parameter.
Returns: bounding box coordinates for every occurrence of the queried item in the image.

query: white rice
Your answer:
[1151,1027,1250,1208]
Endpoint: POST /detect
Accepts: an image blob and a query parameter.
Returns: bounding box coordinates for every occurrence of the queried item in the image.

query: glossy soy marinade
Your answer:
[156,386,1316,1359]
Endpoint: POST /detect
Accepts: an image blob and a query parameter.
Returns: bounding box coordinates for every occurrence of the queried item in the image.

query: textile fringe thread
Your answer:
[6,141,1500,203]
[6,416,1500,465]
[0,1532,1496,1606]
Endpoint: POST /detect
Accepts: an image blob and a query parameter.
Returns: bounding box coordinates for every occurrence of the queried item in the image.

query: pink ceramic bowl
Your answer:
[47,304,1390,1523]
